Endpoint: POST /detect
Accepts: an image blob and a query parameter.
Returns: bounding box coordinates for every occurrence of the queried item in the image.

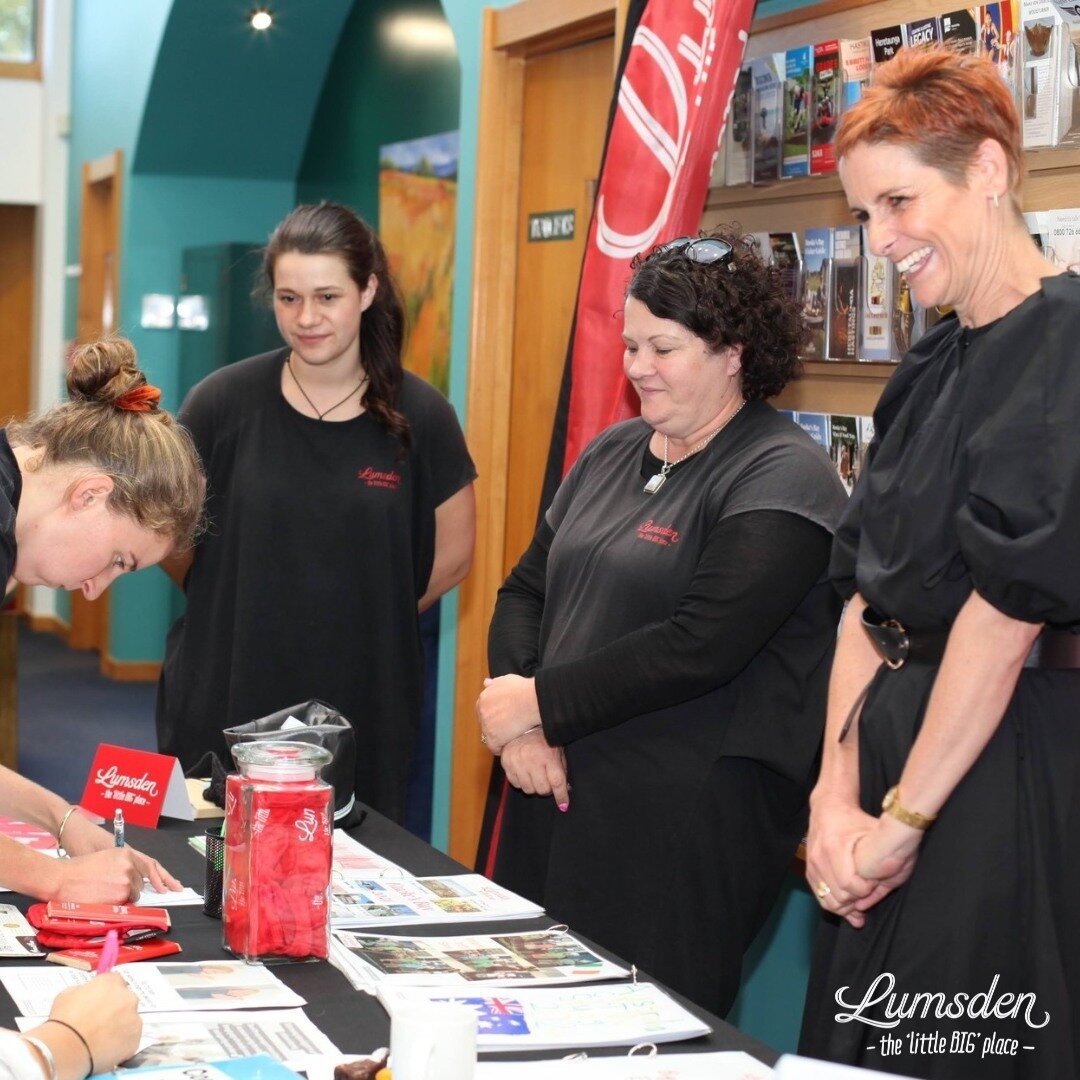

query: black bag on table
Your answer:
[222,699,361,826]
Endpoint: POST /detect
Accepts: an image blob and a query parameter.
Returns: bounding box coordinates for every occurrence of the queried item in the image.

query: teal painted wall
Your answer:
[296,0,461,218]
[64,1,351,660]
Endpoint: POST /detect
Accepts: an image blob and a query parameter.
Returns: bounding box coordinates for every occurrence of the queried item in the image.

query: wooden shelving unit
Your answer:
[699,0,1080,414]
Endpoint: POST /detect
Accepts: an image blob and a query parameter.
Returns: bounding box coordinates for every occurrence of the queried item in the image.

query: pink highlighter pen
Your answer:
[95,929,120,975]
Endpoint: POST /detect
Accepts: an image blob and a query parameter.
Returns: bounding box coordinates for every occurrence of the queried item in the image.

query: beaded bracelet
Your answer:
[21,1036,58,1080]
[55,806,78,859]
[46,1017,95,1076]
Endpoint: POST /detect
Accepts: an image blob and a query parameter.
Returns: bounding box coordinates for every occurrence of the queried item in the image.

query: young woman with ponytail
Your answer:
[156,202,476,824]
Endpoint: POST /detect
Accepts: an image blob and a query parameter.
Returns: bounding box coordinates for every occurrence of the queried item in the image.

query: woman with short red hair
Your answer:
[800,48,1080,1078]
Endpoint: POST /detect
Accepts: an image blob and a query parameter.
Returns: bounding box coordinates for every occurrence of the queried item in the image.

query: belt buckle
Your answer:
[882,618,908,670]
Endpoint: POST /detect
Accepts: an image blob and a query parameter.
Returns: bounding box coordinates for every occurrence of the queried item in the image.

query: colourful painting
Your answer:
[379,131,458,395]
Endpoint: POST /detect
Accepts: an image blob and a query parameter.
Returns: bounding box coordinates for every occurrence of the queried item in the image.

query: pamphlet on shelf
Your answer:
[377,982,711,1052]
[904,16,942,50]
[783,45,811,178]
[839,37,871,109]
[827,226,861,360]
[869,24,905,67]
[329,927,629,990]
[750,53,785,183]
[810,40,841,175]
[726,66,753,186]
[941,8,980,52]
[801,228,832,359]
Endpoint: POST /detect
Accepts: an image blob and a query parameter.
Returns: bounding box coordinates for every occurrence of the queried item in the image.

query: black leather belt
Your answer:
[861,607,1080,670]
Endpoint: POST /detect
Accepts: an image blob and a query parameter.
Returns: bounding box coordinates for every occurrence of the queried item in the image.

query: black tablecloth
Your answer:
[0,810,779,1066]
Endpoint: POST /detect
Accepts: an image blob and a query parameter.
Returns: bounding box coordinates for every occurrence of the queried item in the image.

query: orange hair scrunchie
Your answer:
[115,385,162,412]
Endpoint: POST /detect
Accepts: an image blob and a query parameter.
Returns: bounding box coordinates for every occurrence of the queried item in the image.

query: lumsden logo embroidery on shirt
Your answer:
[637,519,680,546]
[357,466,402,490]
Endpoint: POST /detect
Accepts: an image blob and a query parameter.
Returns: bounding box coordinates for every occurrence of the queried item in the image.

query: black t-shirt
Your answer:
[0,431,21,585]
[492,401,849,783]
[157,349,476,822]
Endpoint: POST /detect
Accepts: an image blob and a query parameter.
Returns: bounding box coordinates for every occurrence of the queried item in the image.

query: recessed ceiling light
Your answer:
[250,7,272,31]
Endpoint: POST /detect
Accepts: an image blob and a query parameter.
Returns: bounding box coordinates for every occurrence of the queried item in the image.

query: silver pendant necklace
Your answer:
[644,399,747,494]
[287,355,368,420]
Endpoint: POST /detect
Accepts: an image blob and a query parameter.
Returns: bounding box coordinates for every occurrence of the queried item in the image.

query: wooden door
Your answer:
[450,0,621,865]
[0,205,34,427]
[503,40,612,576]
[70,152,122,655]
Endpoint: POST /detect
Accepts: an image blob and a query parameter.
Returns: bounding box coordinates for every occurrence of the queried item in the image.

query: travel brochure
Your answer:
[1,960,305,1017]
[100,1055,303,1080]
[331,870,544,929]
[473,1053,773,1078]
[18,1010,340,1073]
[0,904,44,958]
[377,983,712,1052]
[329,928,629,990]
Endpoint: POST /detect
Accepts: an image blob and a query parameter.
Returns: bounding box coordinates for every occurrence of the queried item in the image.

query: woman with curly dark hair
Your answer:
[475,227,847,1015]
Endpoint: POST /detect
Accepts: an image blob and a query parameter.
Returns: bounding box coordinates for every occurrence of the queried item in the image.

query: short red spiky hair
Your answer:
[836,47,1024,193]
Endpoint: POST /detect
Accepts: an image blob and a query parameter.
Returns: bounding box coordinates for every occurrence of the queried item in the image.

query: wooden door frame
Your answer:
[70,149,122,657]
[448,0,625,864]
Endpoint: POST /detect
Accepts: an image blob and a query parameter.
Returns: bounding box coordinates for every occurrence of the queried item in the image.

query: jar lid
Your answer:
[231,740,332,781]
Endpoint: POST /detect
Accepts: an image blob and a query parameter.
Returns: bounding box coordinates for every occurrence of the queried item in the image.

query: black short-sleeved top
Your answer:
[832,272,1080,628]
[538,401,848,781]
[0,431,20,585]
[156,349,476,822]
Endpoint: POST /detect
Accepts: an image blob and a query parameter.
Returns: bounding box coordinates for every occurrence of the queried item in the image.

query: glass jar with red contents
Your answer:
[223,741,333,963]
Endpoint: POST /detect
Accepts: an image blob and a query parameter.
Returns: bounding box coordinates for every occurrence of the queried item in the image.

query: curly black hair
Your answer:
[627,226,806,401]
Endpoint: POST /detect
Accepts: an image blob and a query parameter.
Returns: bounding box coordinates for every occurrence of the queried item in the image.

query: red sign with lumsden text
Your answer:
[79,744,191,828]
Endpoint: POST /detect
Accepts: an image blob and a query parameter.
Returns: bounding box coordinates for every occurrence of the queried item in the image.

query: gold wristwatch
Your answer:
[881,786,937,831]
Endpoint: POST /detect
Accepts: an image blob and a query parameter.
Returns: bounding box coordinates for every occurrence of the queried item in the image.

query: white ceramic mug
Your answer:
[389,1001,477,1080]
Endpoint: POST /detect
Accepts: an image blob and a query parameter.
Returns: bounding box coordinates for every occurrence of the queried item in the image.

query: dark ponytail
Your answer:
[261,202,411,450]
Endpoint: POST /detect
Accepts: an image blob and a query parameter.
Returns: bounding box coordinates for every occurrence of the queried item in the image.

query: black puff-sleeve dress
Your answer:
[800,273,1080,1079]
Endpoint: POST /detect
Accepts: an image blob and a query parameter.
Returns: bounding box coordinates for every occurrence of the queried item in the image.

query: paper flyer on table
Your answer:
[474,1052,773,1078]
[137,887,203,907]
[332,870,543,928]
[330,928,628,990]
[377,982,711,1052]
[100,1055,302,1080]
[22,1010,340,1073]
[0,904,44,957]
[3,960,304,1016]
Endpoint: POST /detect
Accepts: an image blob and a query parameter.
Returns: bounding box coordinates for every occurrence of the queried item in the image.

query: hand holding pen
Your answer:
[113,809,125,848]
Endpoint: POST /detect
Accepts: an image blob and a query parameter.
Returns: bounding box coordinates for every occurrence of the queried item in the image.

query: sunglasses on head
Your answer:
[658,236,735,265]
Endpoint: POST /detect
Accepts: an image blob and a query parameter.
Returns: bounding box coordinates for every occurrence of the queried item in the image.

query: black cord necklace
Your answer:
[286,355,368,420]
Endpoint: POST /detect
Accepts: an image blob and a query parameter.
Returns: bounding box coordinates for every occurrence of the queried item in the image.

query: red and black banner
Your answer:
[480,0,755,875]
[540,0,756,508]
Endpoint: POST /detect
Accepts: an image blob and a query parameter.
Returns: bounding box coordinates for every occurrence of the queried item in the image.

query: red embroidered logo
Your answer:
[357,466,402,490]
[636,519,680,546]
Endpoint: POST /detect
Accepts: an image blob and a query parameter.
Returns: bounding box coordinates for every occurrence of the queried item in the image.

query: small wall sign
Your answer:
[528,209,575,242]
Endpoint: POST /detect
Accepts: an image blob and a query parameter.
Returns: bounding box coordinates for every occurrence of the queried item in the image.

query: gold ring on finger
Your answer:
[815,880,831,899]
